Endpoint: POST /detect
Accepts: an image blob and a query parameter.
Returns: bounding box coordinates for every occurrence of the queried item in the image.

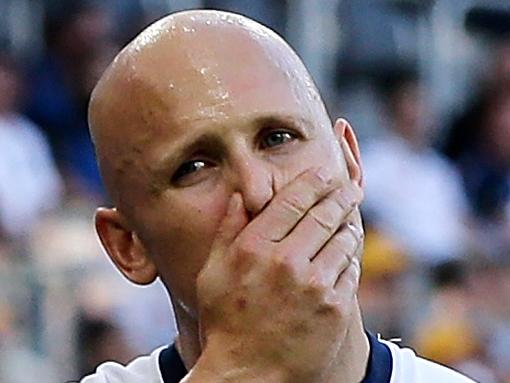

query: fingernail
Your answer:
[347,222,358,234]
[346,222,363,241]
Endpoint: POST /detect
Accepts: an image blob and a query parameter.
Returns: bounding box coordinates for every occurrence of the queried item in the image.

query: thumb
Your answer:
[212,193,248,251]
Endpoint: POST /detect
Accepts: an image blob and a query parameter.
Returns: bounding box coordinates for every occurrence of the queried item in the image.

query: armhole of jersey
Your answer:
[158,344,187,383]
[361,332,393,383]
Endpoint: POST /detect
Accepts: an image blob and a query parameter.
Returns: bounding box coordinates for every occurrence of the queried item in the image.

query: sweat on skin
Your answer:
[88,10,368,383]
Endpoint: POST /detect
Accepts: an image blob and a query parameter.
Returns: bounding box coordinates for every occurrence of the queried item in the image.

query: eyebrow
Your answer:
[252,114,315,132]
[151,113,315,175]
[151,133,225,175]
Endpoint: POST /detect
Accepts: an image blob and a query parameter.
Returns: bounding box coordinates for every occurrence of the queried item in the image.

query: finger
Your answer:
[323,258,361,319]
[280,184,362,258]
[247,167,340,242]
[211,193,248,252]
[310,222,362,287]
[334,249,362,294]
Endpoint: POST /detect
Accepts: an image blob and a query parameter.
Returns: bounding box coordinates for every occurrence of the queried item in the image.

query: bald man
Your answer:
[82,10,475,383]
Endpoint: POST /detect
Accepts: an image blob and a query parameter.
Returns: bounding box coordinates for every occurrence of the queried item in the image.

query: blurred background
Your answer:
[0,0,509,382]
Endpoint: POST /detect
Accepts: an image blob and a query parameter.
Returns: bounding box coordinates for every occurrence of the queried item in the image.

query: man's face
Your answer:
[94,22,355,317]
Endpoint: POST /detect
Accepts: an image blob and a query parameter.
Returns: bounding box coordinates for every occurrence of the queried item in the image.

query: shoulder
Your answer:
[382,339,477,383]
[79,346,166,383]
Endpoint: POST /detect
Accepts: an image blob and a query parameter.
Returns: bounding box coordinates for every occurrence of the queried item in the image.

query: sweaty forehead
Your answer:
[100,13,322,130]
[89,11,327,204]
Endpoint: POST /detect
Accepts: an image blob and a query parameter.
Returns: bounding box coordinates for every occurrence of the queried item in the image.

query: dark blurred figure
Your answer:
[0,52,62,243]
[75,312,133,379]
[0,51,61,383]
[444,36,510,164]
[358,223,409,339]
[203,0,287,38]
[443,37,510,260]
[362,70,468,265]
[413,261,498,383]
[26,1,116,198]
[466,258,510,383]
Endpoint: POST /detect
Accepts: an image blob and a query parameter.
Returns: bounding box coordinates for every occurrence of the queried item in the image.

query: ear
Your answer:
[95,207,158,285]
[333,118,363,186]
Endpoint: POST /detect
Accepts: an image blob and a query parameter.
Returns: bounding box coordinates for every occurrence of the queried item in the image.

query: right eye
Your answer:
[260,130,296,149]
[172,159,210,183]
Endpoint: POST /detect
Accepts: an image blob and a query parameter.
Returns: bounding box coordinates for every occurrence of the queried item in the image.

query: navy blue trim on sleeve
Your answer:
[361,332,393,383]
[159,344,187,383]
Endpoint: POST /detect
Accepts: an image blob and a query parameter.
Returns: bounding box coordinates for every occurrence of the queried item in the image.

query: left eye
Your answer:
[261,131,296,148]
[171,159,211,184]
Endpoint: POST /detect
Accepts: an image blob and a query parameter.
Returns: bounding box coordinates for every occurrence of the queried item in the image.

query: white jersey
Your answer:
[381,339,477,382]
[80,334,477,382]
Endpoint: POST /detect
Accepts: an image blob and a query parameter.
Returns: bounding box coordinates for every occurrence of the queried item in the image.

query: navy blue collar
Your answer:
[159,332,392,383]
[361,332,393,383]
[159,344,187,383]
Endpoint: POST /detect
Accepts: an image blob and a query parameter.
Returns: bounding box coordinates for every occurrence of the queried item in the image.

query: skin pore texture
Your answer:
[89,10,369,383]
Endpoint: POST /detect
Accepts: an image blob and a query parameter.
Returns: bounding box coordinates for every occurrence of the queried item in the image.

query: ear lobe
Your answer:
[333,118,363,186]
[95,207,158,285]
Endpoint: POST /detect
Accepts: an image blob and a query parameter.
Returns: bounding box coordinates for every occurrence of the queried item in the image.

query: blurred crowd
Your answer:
[0,1,509,382]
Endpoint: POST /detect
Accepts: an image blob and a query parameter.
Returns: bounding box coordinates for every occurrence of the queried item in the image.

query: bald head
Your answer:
[88,10,363,320]
[89,10,328,211]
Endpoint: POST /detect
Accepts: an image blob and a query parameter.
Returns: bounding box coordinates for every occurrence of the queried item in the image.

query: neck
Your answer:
[173,300,370,382]
[173,304,201,371]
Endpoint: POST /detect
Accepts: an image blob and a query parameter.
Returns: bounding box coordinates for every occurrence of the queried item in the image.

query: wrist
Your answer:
[183,333,288,383]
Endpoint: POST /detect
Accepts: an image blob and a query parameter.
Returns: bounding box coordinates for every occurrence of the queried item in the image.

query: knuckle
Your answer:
[328,291,354,317]
[307,274,328,292]
[308,167,333,187]
[333,188,356,211]
[271,254,298,277]
[303,273,329,300]
[315,300,343,318]
[336,227,359,250]
[310,209,337,234]
[236,237,261,259]
[280,194,308,216]
[331,232,352,252]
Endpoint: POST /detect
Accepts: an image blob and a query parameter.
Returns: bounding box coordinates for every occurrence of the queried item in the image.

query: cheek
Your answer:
[143,189,230,306]
[319,132,349,178]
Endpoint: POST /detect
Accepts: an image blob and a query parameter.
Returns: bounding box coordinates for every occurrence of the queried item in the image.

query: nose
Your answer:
[229,154,274,218]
